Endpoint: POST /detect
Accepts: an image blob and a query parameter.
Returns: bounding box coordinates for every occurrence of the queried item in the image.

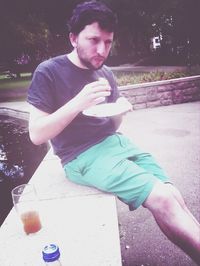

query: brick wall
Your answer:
[119,75,200,109]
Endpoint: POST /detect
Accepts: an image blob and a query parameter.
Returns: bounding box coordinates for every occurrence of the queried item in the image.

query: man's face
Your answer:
[70,22,114,70]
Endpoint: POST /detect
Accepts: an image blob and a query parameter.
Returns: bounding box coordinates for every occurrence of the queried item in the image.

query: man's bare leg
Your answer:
[143,181,200,265]
[166,183,199,226]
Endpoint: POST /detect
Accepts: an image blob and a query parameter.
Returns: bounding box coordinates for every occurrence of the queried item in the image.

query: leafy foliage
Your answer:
[0,0,200,66]
[114,66,200,86]
[0,14,51,65]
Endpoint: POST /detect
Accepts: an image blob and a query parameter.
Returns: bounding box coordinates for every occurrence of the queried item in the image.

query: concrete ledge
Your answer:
[0,107,29,120]
[30,149,105,200]
[0,149,122,266]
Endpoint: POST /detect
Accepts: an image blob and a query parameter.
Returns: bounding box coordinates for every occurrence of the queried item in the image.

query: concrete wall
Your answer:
[119,75,200,109]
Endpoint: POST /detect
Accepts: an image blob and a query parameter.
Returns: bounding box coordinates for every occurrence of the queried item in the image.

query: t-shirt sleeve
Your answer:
[27,66,55,114]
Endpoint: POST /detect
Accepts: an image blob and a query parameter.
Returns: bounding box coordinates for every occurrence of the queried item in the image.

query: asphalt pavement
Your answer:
[118,101,200,266]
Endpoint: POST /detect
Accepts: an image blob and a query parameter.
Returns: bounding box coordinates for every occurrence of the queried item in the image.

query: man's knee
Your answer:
[165,183,186,209]
[143,181,179,216]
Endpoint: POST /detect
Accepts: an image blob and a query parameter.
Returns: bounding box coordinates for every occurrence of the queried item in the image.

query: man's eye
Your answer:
[91,38,98,43]
[105,40,112,46]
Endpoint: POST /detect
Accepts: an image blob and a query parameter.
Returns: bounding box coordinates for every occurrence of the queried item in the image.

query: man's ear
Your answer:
[69,32,78,48]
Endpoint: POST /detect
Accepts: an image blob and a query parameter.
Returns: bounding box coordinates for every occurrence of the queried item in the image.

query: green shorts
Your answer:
[64,134,170,210]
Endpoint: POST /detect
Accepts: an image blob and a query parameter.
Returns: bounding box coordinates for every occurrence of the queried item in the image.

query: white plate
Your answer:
[82,102,131,117]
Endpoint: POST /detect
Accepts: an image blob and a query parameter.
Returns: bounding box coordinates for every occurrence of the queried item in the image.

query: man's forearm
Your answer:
[111,114,123,130]
[29,99,81,145]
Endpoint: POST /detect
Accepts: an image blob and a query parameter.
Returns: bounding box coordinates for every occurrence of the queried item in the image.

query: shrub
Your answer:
[114,66,200,86]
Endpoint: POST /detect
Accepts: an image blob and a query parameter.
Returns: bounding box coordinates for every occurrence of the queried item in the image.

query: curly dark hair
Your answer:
[68,0,117,34]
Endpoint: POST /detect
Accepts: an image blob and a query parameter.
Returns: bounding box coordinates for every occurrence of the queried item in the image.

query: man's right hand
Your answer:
[73,78,111,111]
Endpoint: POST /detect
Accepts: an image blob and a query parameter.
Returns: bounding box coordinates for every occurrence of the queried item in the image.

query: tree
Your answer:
[107,0,153,62]
[1,15,51,58]
[0,0,199,67]
[14,15,52,62]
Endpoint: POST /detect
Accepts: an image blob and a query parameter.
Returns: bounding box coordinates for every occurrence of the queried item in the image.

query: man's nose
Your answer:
[97,42,106,56]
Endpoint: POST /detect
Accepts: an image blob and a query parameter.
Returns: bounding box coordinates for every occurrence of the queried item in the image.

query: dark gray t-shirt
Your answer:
[27,54,119,165]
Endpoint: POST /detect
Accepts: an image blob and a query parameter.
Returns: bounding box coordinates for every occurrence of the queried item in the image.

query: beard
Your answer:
[77,46,106,70]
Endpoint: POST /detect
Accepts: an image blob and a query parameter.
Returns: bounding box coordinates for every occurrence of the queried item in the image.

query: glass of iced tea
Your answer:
[11,184,42,234]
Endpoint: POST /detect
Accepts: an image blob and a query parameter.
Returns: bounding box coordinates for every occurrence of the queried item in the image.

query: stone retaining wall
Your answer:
[119,75,200,109]
[0,75,200,110]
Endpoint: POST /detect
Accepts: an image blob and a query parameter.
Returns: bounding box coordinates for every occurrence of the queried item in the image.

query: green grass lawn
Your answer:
[0,73,31,90]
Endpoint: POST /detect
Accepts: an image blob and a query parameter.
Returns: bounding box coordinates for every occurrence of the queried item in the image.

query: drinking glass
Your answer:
[11,183,42,234]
